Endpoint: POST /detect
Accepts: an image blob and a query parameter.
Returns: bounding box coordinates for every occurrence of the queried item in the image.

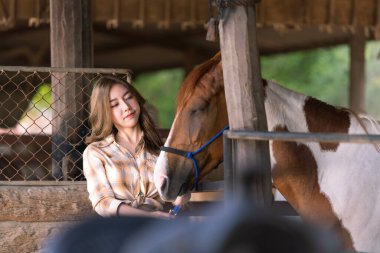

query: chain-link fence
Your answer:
[0,66,131,181]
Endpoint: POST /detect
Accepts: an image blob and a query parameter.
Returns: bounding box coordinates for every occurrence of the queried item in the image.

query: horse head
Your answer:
[154,53,228,201]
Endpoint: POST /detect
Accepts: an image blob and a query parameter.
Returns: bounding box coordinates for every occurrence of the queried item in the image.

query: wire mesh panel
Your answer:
[0,66,131,181]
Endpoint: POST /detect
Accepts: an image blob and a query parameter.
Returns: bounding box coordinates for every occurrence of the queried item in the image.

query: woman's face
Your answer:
[109,83,141,130]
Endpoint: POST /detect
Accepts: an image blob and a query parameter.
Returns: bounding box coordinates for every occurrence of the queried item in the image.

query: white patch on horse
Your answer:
[265,81,309,201]
[316,116,380,251]
[265,80,380,252]
[154,115,178,195]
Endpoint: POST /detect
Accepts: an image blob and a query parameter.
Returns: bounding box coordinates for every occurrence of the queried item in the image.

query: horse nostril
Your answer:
[155,174,172,201]
[155,174,168,192]
[161,176,167,191]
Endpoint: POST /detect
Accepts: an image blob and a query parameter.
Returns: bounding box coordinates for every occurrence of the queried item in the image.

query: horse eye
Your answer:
[191,105,207,115]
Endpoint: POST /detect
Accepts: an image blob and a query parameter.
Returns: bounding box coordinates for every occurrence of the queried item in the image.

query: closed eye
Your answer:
[124,95,133,101]
[191,103,208,115]
[192,107,205,114]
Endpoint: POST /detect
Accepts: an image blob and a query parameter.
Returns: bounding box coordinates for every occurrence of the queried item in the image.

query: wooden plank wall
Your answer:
[0,182,94,253]
[0,181,224,253]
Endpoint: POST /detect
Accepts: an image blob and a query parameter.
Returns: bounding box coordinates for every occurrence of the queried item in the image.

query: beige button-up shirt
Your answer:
[83,134,164,217]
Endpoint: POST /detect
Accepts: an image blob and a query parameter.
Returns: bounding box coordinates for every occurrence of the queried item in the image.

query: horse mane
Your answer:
[176,52,221,110]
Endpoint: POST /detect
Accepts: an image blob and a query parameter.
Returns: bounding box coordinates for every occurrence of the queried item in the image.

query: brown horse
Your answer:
[154,53,380,252]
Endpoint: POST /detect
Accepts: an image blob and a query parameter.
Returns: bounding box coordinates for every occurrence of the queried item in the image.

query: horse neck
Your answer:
[264,81,309,132]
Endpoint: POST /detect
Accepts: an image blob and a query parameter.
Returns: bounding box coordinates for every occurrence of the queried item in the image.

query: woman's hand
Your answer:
[151,210,176,220]
[118,203,174,220]
[172,192,191,206]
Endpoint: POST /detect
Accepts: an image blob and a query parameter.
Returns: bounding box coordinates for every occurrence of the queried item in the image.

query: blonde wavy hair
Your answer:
[85,75,163,155]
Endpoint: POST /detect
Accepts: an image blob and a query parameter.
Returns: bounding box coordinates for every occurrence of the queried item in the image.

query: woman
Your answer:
[83,75,186,218]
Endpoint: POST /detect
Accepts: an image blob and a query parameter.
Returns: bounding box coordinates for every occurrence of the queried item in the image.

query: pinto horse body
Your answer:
[154,53,380,252]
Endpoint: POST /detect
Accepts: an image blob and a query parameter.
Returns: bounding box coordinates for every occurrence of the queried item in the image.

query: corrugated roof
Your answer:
[1,0,380,38]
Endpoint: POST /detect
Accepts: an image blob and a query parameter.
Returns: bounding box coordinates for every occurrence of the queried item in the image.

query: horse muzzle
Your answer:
[154,152,180,201]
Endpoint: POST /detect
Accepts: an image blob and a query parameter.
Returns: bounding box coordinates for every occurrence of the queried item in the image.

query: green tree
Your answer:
[24,42,380,130]
[262,43,380,119]
[133,68,185,128]
[261,46,349,108]
[365,42,380,119]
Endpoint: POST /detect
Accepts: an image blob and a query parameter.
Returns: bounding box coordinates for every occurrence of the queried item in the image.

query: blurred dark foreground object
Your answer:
[45,203,344,253]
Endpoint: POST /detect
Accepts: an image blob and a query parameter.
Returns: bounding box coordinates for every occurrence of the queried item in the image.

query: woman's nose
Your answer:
[121,101,131,111]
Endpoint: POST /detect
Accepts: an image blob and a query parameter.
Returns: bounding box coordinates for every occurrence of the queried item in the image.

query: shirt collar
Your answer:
[95,134,116,148]
[96,133,145,154]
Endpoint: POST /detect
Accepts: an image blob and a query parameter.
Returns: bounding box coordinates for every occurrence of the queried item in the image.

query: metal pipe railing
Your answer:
[224,130,380,144]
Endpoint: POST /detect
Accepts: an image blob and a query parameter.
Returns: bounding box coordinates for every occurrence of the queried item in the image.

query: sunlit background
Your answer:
[134,42,380,128]
[15,42,380,132]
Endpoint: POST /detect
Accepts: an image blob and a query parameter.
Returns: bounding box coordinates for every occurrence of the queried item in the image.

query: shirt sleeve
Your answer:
[83,146,124,217]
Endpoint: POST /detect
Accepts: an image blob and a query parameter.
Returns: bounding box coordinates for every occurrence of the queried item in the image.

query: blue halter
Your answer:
[160,125,229,191]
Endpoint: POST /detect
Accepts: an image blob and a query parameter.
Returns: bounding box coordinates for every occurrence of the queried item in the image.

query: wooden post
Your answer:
[349,28,366,113]
[50,0,93,179]
[219,3,272,206]
[223,133,234,201]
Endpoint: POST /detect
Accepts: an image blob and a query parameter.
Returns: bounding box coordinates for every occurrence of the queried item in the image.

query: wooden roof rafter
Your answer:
[1,0,380,39]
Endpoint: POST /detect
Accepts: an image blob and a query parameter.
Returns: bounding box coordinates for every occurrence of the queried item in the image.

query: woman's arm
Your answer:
[83,146,126,216]
[84,146,172,218]
[117,203,174,220]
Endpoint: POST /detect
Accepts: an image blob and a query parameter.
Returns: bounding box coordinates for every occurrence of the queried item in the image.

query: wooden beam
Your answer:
[349,28,366,113]
[219,4,272,206]
[3,0,380,34]
[50,0,93,179]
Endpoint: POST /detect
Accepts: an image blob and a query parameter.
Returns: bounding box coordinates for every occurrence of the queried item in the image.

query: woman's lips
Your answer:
[124,112,135,120]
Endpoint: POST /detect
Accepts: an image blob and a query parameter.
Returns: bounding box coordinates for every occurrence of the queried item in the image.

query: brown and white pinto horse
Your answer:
[154,53,380,252]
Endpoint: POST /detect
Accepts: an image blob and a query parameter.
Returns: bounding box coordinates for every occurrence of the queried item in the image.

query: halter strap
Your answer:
[160,125,229,191]
[160,146,188,157]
